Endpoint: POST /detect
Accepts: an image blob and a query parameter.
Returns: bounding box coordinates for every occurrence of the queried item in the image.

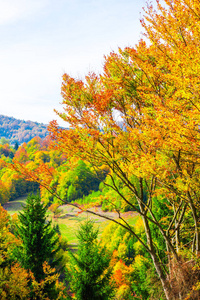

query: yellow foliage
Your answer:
[29,262,67,300]
[118,243,127,260]
[134,217,144,235]
[115,284,132,300]
[134,255,148,269]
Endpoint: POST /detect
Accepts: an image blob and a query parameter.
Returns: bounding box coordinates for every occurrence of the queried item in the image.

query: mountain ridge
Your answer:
[0,114,49,145]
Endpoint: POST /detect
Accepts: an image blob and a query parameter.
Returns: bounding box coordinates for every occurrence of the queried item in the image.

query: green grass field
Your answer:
[3,196,27,215]
[3,196,138,246]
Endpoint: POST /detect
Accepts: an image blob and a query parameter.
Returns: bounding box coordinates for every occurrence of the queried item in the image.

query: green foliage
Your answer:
[66,160,103,201]
[74,176,138,213]
[67,184,78,202]
[74,190,103,206]
[46,160,106,204]
[12,193,62,298]
[66,220,115,300]
[9,179,39,201]
[101,222,135,263]
[149,196,173,262]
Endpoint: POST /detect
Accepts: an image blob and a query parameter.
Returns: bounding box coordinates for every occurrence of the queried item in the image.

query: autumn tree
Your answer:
[0,180,9,204]
[14,143,29,163]
[0,205,31,299]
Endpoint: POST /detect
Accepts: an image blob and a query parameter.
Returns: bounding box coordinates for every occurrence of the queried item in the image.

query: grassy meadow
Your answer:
[3,196,138,247]
[3,196,27,215]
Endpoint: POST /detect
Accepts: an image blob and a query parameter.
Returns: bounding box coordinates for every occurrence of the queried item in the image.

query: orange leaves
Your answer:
[6,263,30,298]
[0,264,30,300]
[14,145,29,163]
[10,159,57,203]
[113,267,123,286]
[92,89,114,114]
[75,209,84,216]
[112,258,134,300]
[49,0,200,201]
[61,73,85,107]
[0,204,10,230]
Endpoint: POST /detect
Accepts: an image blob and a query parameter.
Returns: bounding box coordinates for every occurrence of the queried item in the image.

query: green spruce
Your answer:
[12,193,62,298]
[66,220,115,300]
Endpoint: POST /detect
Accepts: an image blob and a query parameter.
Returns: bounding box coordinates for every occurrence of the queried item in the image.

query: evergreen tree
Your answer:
[66,220,115,300]
[14,141,19,151]
[13,193,62,298]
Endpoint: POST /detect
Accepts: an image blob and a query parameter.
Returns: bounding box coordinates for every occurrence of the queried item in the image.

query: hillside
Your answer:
[0,115,49,144]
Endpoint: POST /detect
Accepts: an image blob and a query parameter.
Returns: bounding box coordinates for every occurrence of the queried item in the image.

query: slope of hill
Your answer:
[0,115,49,144]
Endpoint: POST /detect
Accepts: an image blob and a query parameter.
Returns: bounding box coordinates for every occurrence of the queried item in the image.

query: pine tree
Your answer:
[14,141,19,151]
[13,193,62,297]
[66,220,115,300]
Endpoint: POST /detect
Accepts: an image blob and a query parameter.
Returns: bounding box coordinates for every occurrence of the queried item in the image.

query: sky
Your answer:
[0,0,154,126]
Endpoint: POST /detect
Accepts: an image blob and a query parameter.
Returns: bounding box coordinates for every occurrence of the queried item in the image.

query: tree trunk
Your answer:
[150,253,172,300]
[187,192,200,255]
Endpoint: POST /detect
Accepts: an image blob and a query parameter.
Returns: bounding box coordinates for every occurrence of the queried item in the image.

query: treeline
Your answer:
[0,136,51,203]
[0,136,108,206]
[0,114,49,144]
[0,134,133,213]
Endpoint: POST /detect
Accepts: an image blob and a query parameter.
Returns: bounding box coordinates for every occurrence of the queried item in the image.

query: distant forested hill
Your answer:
[0,115,49,144]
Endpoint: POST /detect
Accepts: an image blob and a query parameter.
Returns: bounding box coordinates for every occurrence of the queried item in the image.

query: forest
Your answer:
[0,115,49,144]
[1,0,200,299]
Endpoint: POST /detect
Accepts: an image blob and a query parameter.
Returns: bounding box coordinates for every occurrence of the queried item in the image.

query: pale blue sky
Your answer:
[0,0,155,125]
